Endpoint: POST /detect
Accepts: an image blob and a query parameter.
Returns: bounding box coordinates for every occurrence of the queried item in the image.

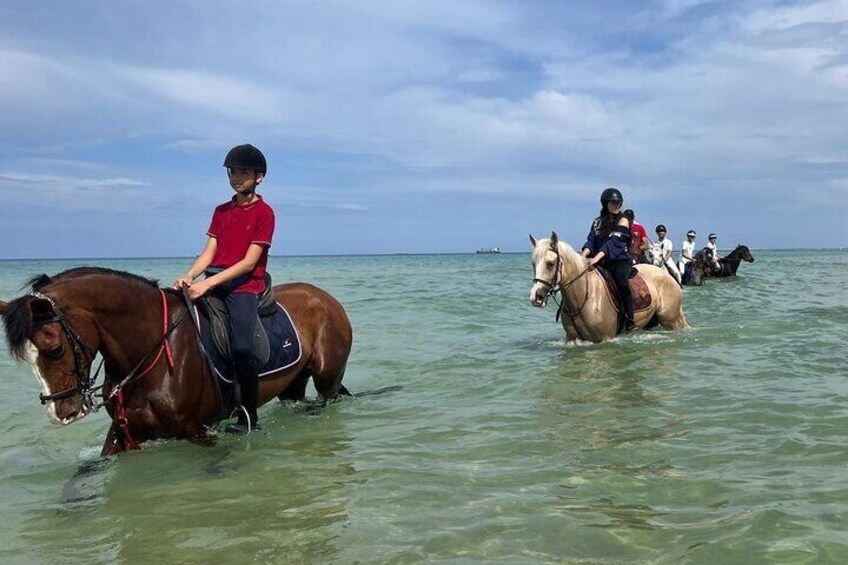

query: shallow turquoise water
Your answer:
[0,251,846,564]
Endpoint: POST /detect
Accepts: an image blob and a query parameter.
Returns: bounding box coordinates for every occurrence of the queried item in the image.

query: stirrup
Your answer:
[224,406,260,434]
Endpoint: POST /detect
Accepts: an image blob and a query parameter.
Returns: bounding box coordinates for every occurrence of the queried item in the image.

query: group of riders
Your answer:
[582,187,723,333]
[631,220,722,287]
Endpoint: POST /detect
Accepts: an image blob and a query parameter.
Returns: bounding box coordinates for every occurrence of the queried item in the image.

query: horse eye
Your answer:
[546,261,554,268]
[44,344,65,361]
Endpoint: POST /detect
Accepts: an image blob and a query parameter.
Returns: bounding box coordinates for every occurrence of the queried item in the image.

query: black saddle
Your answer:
[199,272,277,369]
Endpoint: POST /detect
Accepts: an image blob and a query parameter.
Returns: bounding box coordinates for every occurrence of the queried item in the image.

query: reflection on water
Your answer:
[19,405,357,564]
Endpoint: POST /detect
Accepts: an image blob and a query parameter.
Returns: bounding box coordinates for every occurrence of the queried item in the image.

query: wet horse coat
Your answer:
[0,267,353,456]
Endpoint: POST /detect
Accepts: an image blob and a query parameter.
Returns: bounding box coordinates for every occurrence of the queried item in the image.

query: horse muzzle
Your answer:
[530,287,549,308]
[47,397,91,426]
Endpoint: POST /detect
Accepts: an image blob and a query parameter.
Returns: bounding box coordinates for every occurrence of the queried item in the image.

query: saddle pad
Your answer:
[195,302,302,382]
[597,270,653,313]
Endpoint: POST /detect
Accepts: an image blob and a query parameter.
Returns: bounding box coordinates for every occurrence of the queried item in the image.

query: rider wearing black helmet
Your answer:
[174,143,276,434]
[581,187,638,333]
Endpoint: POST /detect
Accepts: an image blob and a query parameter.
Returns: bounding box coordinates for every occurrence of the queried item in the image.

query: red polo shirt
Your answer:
[630,221,648,257]
[207,195,275,294]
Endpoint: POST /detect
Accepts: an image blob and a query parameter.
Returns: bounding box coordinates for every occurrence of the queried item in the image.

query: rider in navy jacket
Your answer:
[581,188,638,333]
[583,219,632,261]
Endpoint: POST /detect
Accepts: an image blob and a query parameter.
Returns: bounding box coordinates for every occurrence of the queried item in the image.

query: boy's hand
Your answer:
[173,276,193,290]
[187,280,212,300]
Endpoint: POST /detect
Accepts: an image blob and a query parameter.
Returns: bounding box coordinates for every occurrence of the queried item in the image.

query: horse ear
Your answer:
[0,300,6,315]
[529,234,537,248]
[550,231,559,245]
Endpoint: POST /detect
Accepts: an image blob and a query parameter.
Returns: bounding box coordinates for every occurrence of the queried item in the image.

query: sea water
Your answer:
[0,251,846,564]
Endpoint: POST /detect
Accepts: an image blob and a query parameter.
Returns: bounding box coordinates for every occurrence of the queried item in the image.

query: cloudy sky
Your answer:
[1,0,846,258]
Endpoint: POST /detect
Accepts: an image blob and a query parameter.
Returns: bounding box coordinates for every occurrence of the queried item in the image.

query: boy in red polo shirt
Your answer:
[623,209,649,264]
[174,144,275,434]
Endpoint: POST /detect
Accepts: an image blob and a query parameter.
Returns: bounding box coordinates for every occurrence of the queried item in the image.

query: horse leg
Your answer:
[562,319,580,345]
[310,351,350,403]
[99,423,128,457]
[277,370,310,402]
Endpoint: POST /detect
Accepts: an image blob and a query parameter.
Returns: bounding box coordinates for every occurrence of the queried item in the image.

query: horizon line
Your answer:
[0,246,846,262]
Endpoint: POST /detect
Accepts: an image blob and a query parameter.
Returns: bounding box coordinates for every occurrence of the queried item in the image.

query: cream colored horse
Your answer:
[530,232,689,344]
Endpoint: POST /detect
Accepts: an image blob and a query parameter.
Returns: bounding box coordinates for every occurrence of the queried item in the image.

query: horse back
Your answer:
[272,283,353,347]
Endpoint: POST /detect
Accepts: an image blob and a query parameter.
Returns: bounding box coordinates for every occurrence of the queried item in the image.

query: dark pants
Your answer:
[223,291,260,422]
[606,259,634,326]
[682,263,694,285]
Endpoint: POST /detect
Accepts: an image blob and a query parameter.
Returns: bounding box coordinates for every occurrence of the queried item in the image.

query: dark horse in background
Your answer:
[0,267,353,456]
[683,247,719,287]
[706,245,755,278]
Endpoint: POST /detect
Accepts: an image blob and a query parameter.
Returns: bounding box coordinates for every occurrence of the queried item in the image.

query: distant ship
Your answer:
[476,247,501,254]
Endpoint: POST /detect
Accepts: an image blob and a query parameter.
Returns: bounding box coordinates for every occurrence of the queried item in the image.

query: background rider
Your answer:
[652,225,682,286]
[678,229,697,283]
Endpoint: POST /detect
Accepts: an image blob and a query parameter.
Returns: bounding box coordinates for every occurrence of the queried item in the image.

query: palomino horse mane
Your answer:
[549,240,588,278]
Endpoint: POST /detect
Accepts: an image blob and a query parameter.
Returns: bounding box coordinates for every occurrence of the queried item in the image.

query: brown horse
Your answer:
[0,267,352,456]
[530,233,689,344]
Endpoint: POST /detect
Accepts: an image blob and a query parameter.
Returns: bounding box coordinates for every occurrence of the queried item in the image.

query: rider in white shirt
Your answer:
[706,233,721,260]
[678,229,696,279]
[651,225,682,285]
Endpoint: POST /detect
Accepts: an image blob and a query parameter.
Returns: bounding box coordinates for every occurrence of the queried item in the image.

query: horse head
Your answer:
[529,232,562,307]
[737,245,755,262]
[529,232,587,307]
[2,279,100,426]
[644,246,664,267]
[697,246,720,270]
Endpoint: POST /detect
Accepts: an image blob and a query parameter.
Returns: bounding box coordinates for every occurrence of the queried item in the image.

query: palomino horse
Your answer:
[0,267,352,456]
[530,233,689,344]
[707,244,755,277]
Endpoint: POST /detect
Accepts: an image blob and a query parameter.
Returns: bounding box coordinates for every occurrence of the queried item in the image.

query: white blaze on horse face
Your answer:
[24,341,62,425]
[529,242,554,307]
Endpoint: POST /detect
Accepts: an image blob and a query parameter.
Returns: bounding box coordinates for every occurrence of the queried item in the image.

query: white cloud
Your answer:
[1,0,847,251]
[0,171,153,211]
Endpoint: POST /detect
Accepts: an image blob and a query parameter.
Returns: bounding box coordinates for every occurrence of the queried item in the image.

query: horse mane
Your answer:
[25,267,159,290]
[555,240,585,268]
[3,296,35,362]
[4,267,159,361]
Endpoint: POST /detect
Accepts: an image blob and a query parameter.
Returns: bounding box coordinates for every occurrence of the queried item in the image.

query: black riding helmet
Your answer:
[600,187,623,205]
[655,224,666,233]
[223,144,267,175]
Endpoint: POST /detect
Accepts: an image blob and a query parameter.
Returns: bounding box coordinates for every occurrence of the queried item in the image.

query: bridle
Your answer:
[532,245,563,301]
[26,290,187,417]
[28,292,102,409]
[532,245,592,324]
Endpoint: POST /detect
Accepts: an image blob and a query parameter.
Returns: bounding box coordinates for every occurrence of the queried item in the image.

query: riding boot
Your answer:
[623,295,638,333]
[225,366,261,434]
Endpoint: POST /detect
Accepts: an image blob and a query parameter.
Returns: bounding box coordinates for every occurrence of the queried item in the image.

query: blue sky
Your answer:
[1,0,846,258]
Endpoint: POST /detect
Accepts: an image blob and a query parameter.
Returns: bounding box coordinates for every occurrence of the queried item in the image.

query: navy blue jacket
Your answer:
[582,217,632,262]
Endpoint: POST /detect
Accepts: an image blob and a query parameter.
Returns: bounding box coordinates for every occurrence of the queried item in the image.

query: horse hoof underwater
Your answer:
[530,232,690,344]
[0,267,353,457]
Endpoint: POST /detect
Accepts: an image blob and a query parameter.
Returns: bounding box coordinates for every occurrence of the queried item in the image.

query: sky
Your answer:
[1,0,847,258]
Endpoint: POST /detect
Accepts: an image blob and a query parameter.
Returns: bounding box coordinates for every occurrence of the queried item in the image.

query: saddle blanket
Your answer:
[195,301,302,382]
[597,270,653,313]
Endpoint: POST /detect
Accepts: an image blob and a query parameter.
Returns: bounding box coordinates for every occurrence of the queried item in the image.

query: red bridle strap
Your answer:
[113,290,175,450]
